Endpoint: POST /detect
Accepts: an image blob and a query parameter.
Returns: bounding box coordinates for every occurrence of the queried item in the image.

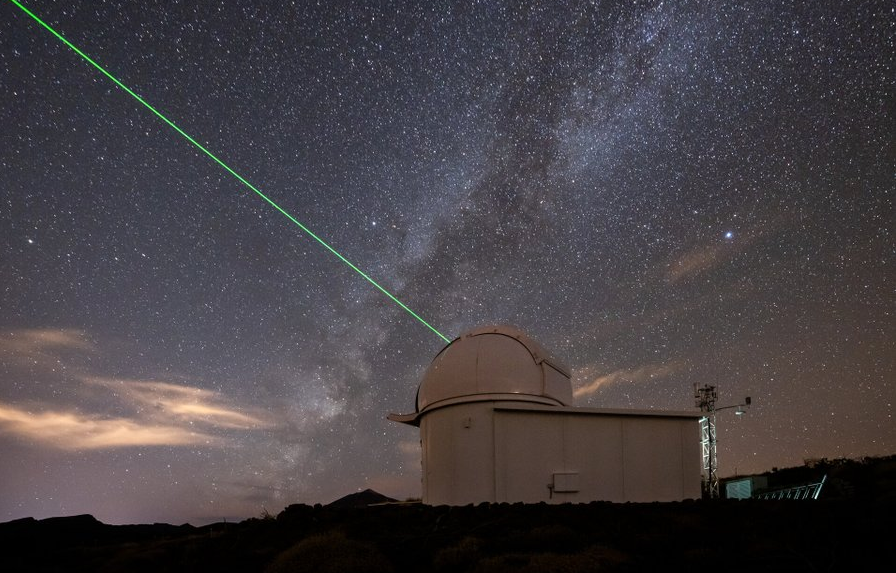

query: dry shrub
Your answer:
[265,530,393,573]
[473,545,628,573]
[432,536,482,572]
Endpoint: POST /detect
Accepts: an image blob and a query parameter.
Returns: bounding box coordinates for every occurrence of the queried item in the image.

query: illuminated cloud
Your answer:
[0,375,275,450]
[0,402,217,450]
[573,363,679,399]
[0,327,275,450]
[82,377,274,430]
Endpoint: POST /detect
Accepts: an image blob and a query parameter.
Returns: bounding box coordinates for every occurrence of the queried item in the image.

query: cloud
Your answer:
[663,221,779,284]
[0,327,276,450]
[0,328,94,366]
[0,377,274,450]
[0,402,218,449]
[573,362,679,399]
[0,328,93,352]
[665,244,727,283]
[82,377,273,430]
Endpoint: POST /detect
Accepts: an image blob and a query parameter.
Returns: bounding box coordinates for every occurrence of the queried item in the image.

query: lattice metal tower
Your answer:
[694,385,751,499]
[694,384,719,498]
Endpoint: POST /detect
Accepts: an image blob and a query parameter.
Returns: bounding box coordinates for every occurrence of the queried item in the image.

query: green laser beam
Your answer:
[9,0,451,344]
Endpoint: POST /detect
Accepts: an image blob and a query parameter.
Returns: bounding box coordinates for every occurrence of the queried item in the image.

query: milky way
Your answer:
[1,0,892,524]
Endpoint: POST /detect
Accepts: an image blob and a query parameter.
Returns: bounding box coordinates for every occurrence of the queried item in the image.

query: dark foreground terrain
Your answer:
[2,497,893,573]
[4,455,895,572]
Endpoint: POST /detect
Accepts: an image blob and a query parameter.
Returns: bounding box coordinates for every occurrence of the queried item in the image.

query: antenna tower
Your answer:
[694,384,719,498]
[694,384,752,499]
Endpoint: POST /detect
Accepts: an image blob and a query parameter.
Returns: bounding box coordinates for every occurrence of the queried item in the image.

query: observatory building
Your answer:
[389,325,703,505]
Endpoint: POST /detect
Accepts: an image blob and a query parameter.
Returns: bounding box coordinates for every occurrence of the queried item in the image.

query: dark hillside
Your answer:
[327,488,398,509]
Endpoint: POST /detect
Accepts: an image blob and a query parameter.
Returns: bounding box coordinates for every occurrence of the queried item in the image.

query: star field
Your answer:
[1,0,893,524]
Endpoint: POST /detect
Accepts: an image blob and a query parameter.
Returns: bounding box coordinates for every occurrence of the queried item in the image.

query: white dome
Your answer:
[415,325,572,413]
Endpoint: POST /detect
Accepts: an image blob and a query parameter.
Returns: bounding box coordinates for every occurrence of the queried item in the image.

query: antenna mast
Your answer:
[694,384,752,499]
[694,384,719,498]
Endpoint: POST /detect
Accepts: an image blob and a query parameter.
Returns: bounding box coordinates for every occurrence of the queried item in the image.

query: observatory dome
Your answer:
[415,325,572,413]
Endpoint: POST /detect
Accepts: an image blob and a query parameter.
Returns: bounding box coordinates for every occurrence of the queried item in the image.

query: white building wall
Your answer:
[421,401,701,505]
[421,402,496,506]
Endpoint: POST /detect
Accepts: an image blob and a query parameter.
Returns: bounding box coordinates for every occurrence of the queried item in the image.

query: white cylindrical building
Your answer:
[389,325,702,505]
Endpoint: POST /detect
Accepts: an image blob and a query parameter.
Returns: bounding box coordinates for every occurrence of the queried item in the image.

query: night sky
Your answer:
[1,0,893,525]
